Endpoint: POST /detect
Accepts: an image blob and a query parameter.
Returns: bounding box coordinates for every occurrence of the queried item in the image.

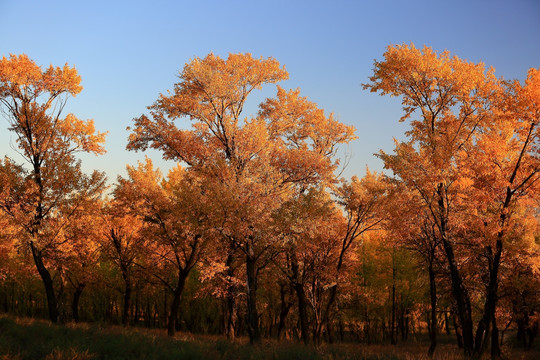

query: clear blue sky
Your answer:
[1,0,539,182]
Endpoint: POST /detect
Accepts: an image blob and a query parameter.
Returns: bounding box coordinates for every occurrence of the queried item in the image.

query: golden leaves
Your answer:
[0,54,106,160]
[59,114,107,155]
[0,54,82,97]
[129,52,355,195]
[363,42,497,146]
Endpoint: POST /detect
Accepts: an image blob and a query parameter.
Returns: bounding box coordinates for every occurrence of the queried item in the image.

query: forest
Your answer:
[0,44,538,359]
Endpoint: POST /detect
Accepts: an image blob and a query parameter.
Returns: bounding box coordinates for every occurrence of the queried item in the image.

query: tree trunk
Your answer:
[277,283,292,339]
[291,253,309,344]
[246,251,261,343]
[428,262,437,358]
[326,316,334,343]
[474,239,504,358]
[72,283,85,322]
[391,256,397,345]
[437,184,474,356]
[491,312,502,359]
[122,280,132,326]
[453,309,464,349]
[444,311,451,335]
[224,254,237,340]
[30,243,58,323]
[225,288,237,340]
[167,273,187,337]
[444,240,474,355]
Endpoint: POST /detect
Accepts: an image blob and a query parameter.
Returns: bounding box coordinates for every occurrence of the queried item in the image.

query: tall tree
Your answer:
[0,54,107,323]
[128,53,355,343]
[364,43,498,355]
[462,67,540,357]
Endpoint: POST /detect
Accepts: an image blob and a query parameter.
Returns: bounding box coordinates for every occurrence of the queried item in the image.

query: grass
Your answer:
[0,315,538,359]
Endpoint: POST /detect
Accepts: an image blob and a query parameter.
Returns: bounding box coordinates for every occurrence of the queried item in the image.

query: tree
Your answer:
[365,43,540,358]
[128,53,355,343]
[364,43,497,356]
[60,202,103,322]
[114,158,210,336]
[272,187,336,344]
[462,67,540,357]
[100,200,146,326]
[383,182,440,355]
[0,54,107,323]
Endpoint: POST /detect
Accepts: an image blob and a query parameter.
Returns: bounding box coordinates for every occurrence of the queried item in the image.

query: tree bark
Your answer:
[122,279,132,326]
[428,261,437,358]
[277,283,293,340]
[491,312,502,359]
[474,239,503,358]
[438,184,474,355]
[453,309,464,349]
[246,250,261,343]
[72,283,85,322]
[225,254,237,340]
[442,237,474,355]
[30,243,58,323]
[391,252,397,345]
[290,253,309,344]
[167,273,187,337]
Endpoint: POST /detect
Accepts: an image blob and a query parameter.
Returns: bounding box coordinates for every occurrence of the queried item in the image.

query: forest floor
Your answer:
[0,315,538,360]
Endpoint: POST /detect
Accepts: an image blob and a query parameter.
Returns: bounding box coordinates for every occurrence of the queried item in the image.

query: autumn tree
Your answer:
[365,43,540,358]
[271,187,336,344]
[281,171,388,344]
[461,67,540,357]
[384,183,445,356]
[128,53,355,343]
[0,54,107,323]
[324,171,387,336]
[57,199,103,322]
[100,200,147,326]
[114,158,210,336]
[364,43,496,355]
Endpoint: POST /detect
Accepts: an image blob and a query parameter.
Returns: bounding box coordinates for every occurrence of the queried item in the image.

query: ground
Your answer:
[0,315,537,360]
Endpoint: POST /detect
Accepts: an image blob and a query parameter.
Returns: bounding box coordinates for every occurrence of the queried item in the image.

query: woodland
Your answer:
[0,44,538,359]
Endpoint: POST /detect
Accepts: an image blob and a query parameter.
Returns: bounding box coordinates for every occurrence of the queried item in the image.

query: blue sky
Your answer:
[1,0,539,182]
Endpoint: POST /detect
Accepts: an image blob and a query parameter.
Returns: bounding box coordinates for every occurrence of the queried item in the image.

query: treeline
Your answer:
[0,45,539,359]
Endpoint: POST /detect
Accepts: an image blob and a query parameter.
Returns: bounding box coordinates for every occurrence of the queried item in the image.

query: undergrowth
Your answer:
[0,315,537,360]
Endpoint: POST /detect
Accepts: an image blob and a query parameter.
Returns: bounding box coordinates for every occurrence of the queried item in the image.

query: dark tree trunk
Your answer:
[134,290,139,325]
[444,311,451,335]
[167,273,187,337]
[474,238,503,358]
[444,246,474,355]
[122,280,132,326]
[391,259,397,345]
[453,309,464,349]
[72,283,85,322]
[30,243,58,323]
[437,184,474,355]
[364,307,371,344]
[428,261,437,357]
[326,316,334,343]
[246,251,261,343]
[225,254,237,340]
[225,291,237,339]
[277,283,293,340]
[491,312,502,359]
[291,253,309,344]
